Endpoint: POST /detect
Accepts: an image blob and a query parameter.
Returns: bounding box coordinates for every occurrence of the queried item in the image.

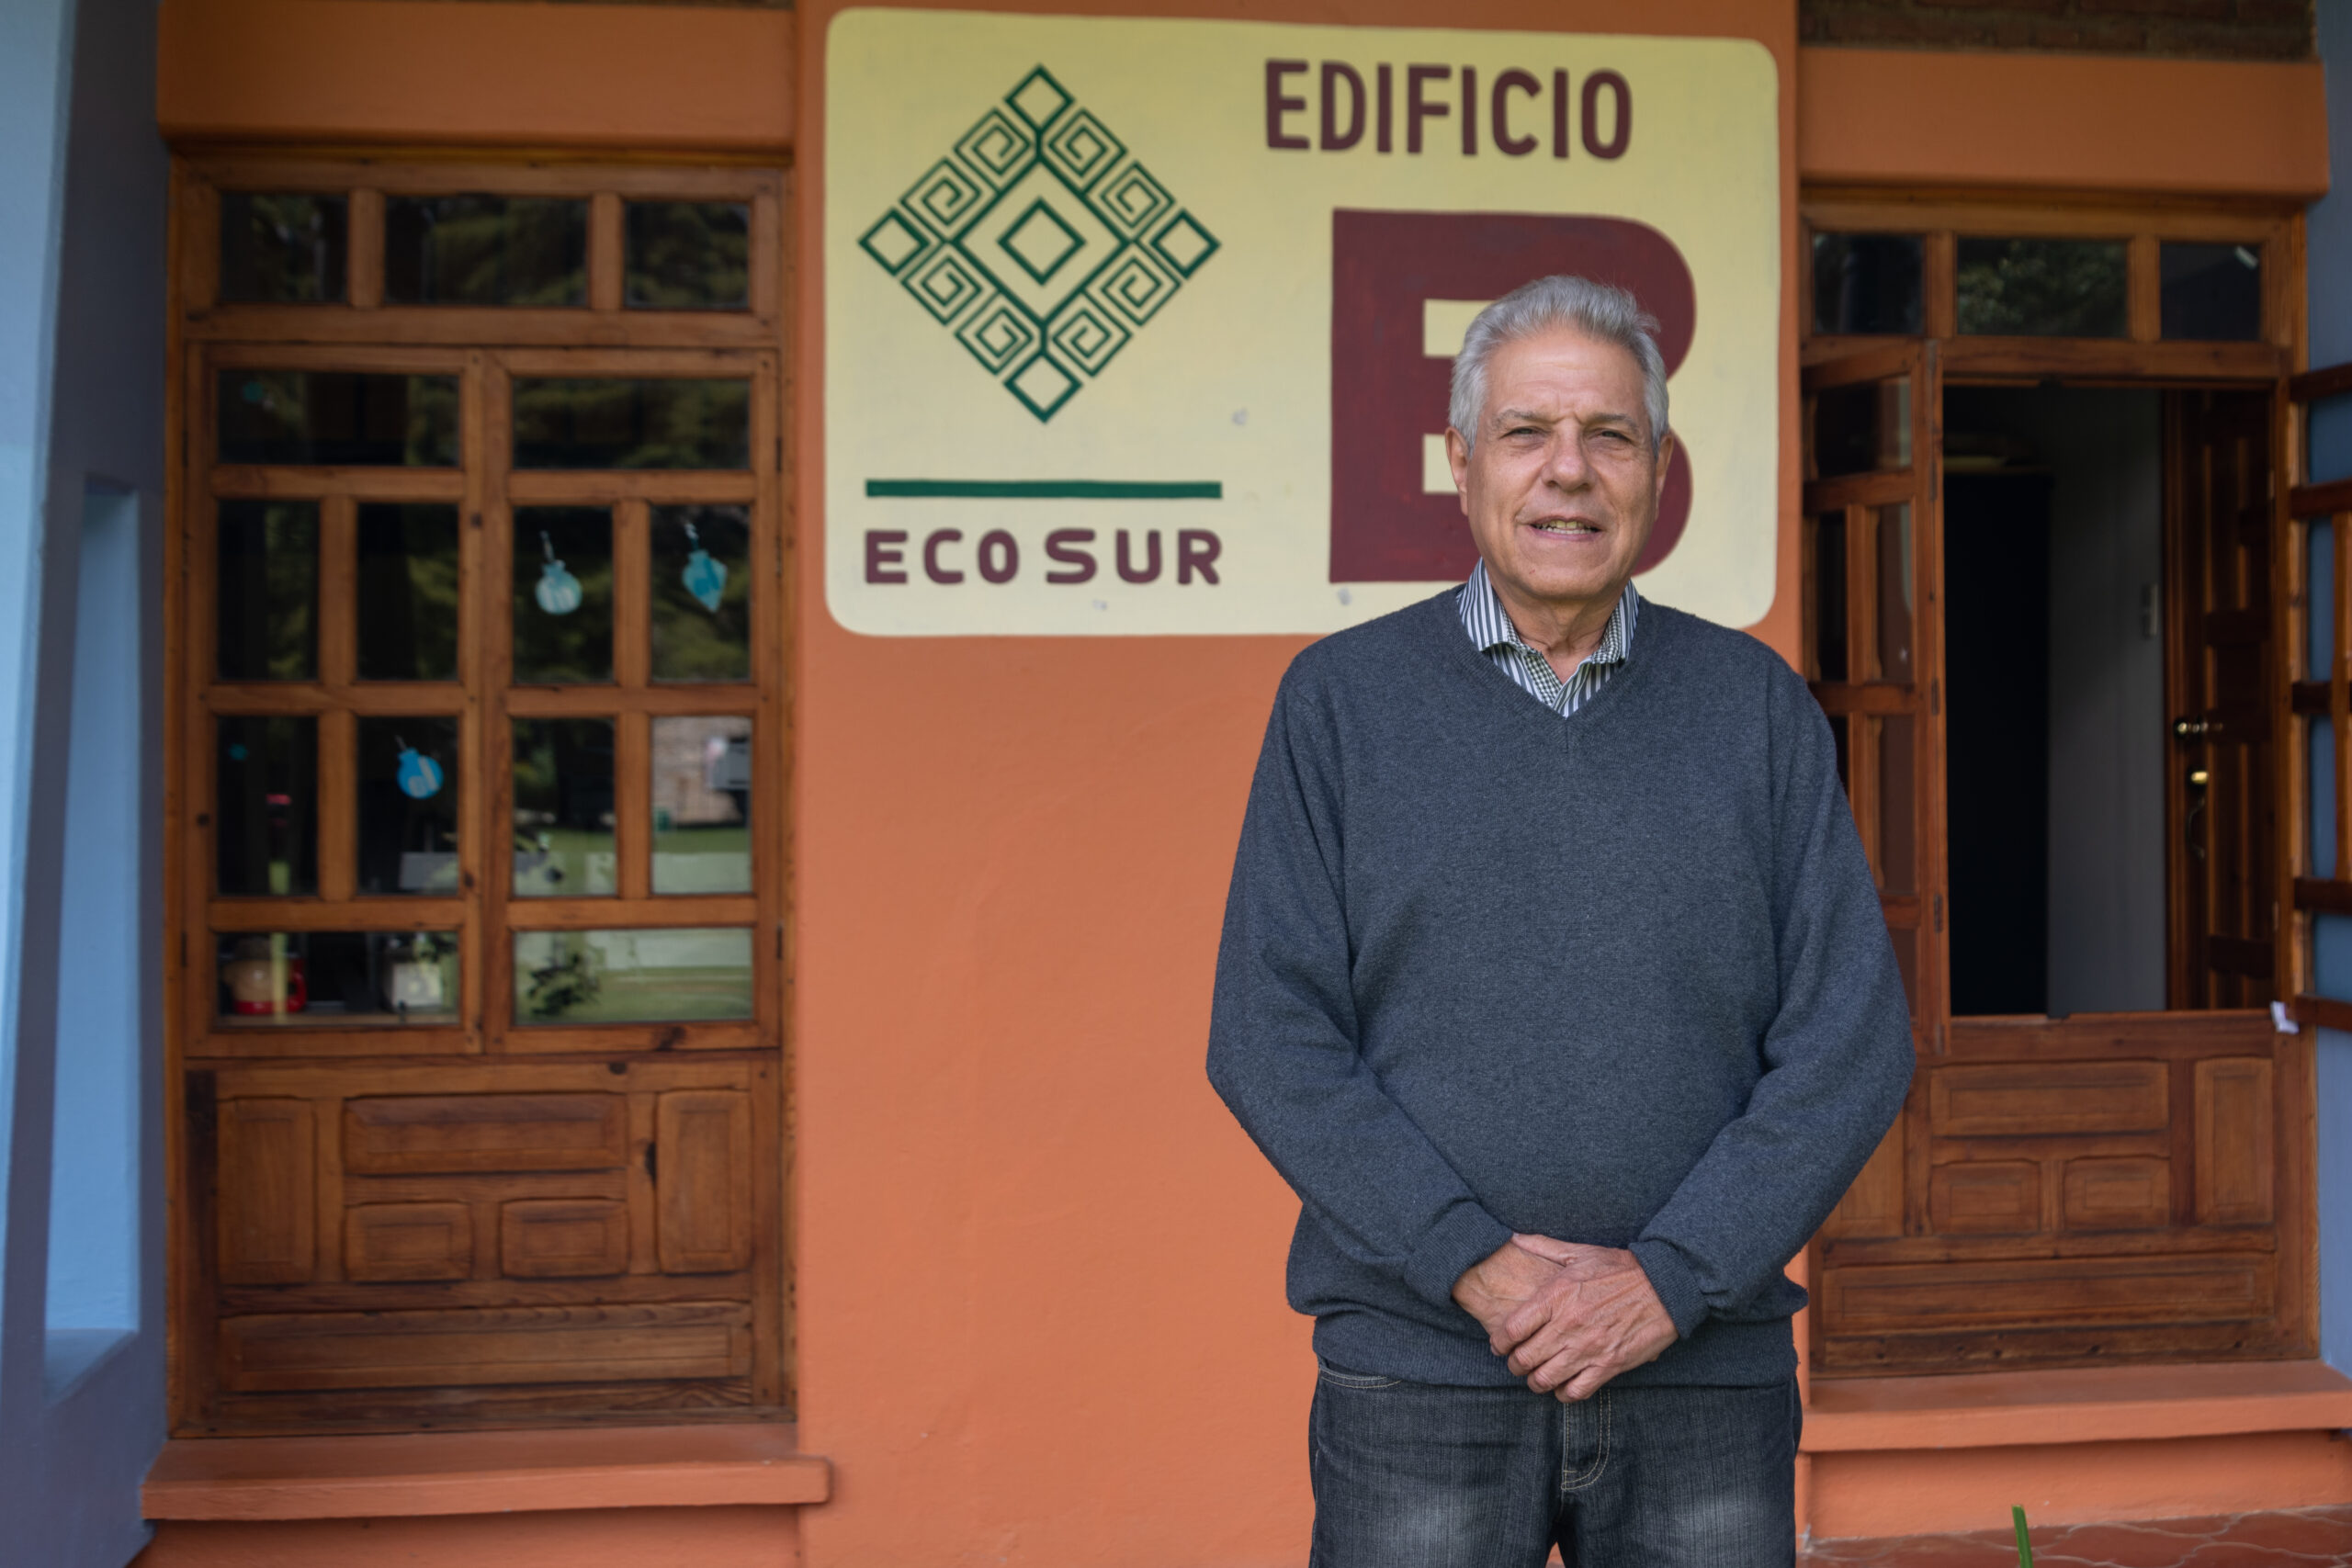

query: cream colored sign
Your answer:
[827,9,1780,635]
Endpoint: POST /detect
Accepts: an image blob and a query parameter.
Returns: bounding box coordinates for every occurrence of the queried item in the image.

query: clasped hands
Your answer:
[1451,1235,1679,1403]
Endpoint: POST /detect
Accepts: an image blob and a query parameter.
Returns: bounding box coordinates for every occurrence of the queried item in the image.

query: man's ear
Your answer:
[1445,427,1473,517]
[1652,431,1677,507]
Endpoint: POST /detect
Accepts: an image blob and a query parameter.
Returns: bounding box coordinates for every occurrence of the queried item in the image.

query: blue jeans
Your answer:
[1307,1363,1799,1568]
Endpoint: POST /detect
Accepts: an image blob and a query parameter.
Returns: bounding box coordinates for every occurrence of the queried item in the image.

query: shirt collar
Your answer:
[1459,559,1638,665]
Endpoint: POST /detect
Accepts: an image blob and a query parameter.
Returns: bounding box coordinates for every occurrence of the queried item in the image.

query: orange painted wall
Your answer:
[143,2,2339,1562]
[136,1506,798,1568]
[787,4,1798,1560]
[1809,1433,2352,1541]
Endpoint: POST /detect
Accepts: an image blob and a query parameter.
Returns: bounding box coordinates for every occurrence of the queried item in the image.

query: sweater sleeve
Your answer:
[1206,663,1514,1315]
[1626,661,1916,1337]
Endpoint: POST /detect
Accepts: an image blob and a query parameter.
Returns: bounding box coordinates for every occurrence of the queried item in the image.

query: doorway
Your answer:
[1940,386,2274,1021]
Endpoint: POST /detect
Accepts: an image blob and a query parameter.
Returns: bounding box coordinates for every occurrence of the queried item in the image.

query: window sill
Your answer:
[1802,1359,2352,1452]
[142,1422,830,1520]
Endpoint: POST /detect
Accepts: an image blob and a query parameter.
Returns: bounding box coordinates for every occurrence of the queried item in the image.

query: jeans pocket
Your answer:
[1315,1359,1401,1391]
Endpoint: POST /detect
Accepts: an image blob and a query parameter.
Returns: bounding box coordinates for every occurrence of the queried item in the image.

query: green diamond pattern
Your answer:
[863,64,1219,423]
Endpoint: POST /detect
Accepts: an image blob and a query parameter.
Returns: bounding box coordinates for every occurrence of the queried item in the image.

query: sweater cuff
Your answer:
[1628,1238,1709,1339]
[1404,1201,1515,1314]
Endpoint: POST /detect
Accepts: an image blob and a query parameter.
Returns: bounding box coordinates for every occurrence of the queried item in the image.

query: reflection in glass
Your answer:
[514,927,754,1023]
[1876,503,1913,682]
[356,716,458,896]
[217,370,459,467]
[1877,715,1917,896]
[512,718,616,897]
[1956,237,2128,338]
[217,716,316,896]
[513,507,614,682]
[356,503,460,682]
[2312,716,2336,881]
[1811,233,1922,336]
[2160,242,2262,342]
[511,378,752,469]
[384,196,587,307]
[626,202,751,310]
[220,193,347,304]
[652,716,751,894]
[2311,520,2335,678]
[216,501,318,681]
[1813,379,1910,479]
[1813,512,1848,682]
[217,930,458,1024]
[651,505,751,681]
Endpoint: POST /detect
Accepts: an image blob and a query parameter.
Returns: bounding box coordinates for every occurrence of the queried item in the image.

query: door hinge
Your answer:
[1930,678,1941,716]
[1933,893,1945,932]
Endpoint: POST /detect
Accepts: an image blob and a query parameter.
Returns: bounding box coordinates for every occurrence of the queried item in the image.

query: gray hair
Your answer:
[1449,276,1670,454]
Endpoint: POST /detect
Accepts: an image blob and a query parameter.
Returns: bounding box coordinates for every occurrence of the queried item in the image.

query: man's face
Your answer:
[1446,327,1672,615]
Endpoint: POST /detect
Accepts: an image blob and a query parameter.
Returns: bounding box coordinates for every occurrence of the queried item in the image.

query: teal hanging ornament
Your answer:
[681,520,727,613]
[535,530,582,615]
[394,735,444,801]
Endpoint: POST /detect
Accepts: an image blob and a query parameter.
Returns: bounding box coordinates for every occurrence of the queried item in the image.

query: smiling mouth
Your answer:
[1529,521,1601,536]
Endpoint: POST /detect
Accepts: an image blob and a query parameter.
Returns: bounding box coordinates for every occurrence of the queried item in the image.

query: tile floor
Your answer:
[1799,1506,2352,1567]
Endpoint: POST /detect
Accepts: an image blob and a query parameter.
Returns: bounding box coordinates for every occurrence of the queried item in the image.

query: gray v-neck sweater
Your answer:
[1207,589,1914,1388]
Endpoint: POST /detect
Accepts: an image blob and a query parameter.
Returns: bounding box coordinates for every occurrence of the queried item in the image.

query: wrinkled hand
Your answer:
[1450,1236,1568,1344]
[1497,1235,1678,1403]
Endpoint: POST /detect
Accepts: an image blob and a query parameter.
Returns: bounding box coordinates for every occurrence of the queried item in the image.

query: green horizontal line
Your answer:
[865,479,1222,500]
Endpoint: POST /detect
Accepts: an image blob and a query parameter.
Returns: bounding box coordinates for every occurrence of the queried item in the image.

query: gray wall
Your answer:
[0,0,169,1555]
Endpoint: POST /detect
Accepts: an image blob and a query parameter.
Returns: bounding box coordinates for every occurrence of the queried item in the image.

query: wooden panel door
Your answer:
[2165,389,2278,1009]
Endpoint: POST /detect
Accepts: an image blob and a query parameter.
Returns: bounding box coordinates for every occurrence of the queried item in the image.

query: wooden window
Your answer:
[167,157,789,1433]
[1800,191,2318,1378]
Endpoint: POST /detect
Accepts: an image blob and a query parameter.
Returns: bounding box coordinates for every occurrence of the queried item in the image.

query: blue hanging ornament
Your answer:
[394,736,444,801]
[535,530,582,615]
[681,520,727,613]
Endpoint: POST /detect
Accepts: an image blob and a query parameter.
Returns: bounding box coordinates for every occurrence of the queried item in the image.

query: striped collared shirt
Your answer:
[1457,559,1640,718]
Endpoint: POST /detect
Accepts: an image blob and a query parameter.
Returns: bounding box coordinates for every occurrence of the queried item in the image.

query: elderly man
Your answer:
[1206,275,1914,1567]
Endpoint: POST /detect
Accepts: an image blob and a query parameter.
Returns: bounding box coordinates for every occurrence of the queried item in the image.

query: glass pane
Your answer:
[513,507,614,683]
[514,927,754,1024]
[384,196,587,307]
[217,931,458,1025]
[512,718,616,898]
[218,370,459,467]
[1887,923,1919,1016]
[356,503,459,682]
[219,193,347,304]
[2160,241,2262,342]
[1813,512,1848,682]
[1877,715,1917,896]
[1828,714,1849,797]
[216,501,317,681]
[216,716,316,897]
[1876,503,1914,682]
[652,716,751,895]
[1955,237,2128,338]
[626,202,751,311]
[511,378,752,470]
[2309,520,2335,679]
[356,716,458,896]
[1811,233,1922,336]
[2311,716,2336,881]
[651,504,751,681]
[1813,378,1910,479]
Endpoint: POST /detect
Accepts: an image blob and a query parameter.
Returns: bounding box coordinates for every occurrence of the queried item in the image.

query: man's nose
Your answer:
[1543,429,1591,488]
